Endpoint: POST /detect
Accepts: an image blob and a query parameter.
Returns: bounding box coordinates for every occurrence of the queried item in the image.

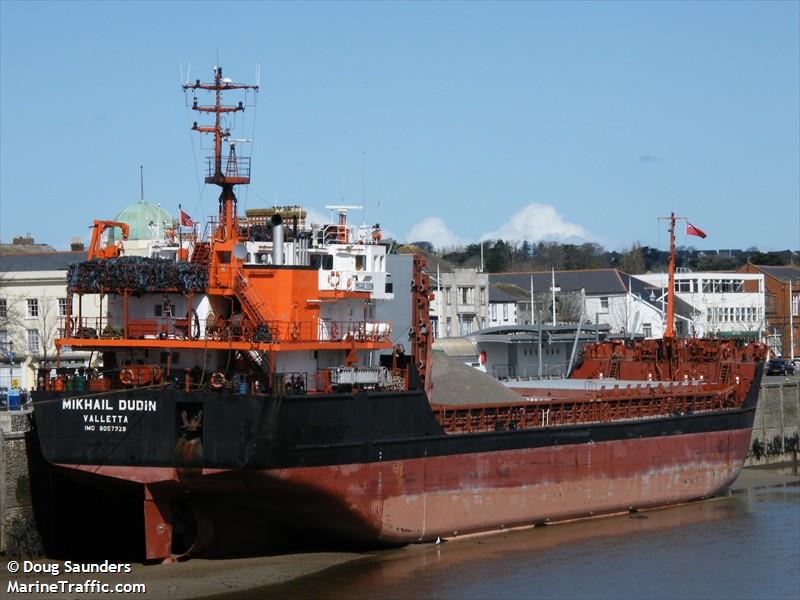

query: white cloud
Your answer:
[481,203,590,243]
[406,217,464,249]
[304,207,329,226]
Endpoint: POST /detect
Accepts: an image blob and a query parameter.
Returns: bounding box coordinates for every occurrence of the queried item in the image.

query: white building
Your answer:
[430,267,489,339]
[0,251,97,390]
[489,269,680,339]
[488,283,528,327]
[636,271,766,340]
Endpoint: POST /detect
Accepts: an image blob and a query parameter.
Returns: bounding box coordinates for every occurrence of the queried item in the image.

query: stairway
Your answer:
[191,242,211,268]
[234,273,271,322]
[719,362,730,384]
[609,359,620,379]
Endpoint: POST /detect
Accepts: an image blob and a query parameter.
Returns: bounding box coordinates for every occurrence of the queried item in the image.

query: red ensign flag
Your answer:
[180,210,194,228]
[686,222,707,239]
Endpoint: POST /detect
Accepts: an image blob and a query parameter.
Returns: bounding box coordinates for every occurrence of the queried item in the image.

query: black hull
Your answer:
[27,364,763,560]
[32,364,763,471]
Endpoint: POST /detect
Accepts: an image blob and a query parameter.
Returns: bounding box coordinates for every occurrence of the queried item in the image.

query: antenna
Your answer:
[139,165,144,202]
[362,150,366,224]
[183,66,259,235]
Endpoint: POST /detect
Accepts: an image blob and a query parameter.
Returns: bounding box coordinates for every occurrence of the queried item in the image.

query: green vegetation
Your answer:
[402,239,796,273]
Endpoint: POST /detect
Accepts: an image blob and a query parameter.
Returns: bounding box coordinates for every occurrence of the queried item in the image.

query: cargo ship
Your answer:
[28,67,766,562]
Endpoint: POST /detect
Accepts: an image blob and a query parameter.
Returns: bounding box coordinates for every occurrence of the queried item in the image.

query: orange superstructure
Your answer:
[53,66,401,396]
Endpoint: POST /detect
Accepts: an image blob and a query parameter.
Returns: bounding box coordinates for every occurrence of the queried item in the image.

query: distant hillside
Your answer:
[401,239,798,274]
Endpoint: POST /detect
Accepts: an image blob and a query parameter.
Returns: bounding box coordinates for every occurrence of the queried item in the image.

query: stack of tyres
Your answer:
[68,256,208,294]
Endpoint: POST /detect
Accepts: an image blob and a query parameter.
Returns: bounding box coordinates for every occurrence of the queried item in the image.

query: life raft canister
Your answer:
[119,368,135,386]
[210,372,226,389]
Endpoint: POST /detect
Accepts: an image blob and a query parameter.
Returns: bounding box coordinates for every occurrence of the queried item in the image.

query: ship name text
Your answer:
[61,398,157,412]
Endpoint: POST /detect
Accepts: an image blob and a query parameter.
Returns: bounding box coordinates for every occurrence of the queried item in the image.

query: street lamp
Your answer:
[6,340,16,410]
[7,340,13,387]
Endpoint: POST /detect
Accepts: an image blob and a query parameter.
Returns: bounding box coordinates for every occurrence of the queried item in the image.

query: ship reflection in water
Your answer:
[243,483,800,600]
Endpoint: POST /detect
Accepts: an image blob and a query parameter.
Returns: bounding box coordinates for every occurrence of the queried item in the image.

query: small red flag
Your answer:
[686,222,707,239]
[180,210,194,228]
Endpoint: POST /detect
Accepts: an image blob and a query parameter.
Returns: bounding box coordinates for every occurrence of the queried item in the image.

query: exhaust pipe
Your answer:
[271,214,284,265]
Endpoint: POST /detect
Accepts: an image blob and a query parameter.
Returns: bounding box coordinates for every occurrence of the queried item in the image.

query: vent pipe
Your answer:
[271,214,284,265]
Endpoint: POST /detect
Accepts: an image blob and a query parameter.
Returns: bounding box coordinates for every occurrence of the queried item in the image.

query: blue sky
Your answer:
[1,1,798,252]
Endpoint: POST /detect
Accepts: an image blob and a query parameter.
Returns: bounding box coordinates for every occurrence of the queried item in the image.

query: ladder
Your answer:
[190,242,211,268]
[609,359,620,379]
[719,362,730,384]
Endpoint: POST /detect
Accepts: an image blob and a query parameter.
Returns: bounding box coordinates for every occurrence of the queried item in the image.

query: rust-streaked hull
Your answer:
[252,427,753,543]
[37,426,752,555]
[28,356,763,560]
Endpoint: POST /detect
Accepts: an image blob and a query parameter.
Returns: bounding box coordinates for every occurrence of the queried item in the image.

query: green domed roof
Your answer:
[114,201,174,240]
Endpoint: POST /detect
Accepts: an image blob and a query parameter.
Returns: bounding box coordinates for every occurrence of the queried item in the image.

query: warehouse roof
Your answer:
[0,251,87,272]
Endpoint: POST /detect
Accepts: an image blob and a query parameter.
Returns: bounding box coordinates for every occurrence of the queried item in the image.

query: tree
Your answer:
[555,290,584,323]
[619,242,646,274]
[746,252,787,266]
[409,241,434,254]
[0,288,61,367]
[33,292,60,367]
[696,255,738,271]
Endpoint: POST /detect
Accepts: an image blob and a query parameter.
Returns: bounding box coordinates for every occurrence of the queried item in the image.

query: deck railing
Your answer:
[60,316,391,345]
[432,382,737,434]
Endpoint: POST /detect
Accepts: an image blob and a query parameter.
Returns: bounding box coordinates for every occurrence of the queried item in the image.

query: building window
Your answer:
[479,287,486,305]
[600,297,609,311]
[0,329,7,348]
[502,304,508,321]
[643,323,652,338]
[459,287,474,305]
[58,297,68,316]
[793,294,799,317]
[445,287,452,305]
[27,298,39,318]
[0,298,6,319]
[28,329,40,353]
[459,317,473,336]
[446,317,452,336]
[490,303,497,320]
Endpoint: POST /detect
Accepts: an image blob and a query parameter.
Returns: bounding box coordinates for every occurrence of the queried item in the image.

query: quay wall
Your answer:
[0,408,43,558]
[746,379,800,466]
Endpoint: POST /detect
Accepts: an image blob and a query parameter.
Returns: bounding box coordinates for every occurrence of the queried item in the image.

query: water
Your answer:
[249,482,800,600]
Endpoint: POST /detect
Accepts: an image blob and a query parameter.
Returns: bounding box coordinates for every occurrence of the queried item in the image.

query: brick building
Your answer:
[738,264,800,358]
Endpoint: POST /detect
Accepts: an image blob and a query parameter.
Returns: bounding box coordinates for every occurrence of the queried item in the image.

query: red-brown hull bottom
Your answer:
[264,428,751,543]
[56,427,752,558]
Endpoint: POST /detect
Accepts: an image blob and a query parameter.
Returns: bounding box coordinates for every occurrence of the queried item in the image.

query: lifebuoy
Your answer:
[119,368,135,386]
[210,372,226,389]
[328,271,341,288]
[290,323,301,341]
[330,323,340,340]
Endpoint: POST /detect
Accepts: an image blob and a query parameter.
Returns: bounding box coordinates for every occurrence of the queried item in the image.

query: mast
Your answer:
[182,67,258,242]
[664,212,677,339]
